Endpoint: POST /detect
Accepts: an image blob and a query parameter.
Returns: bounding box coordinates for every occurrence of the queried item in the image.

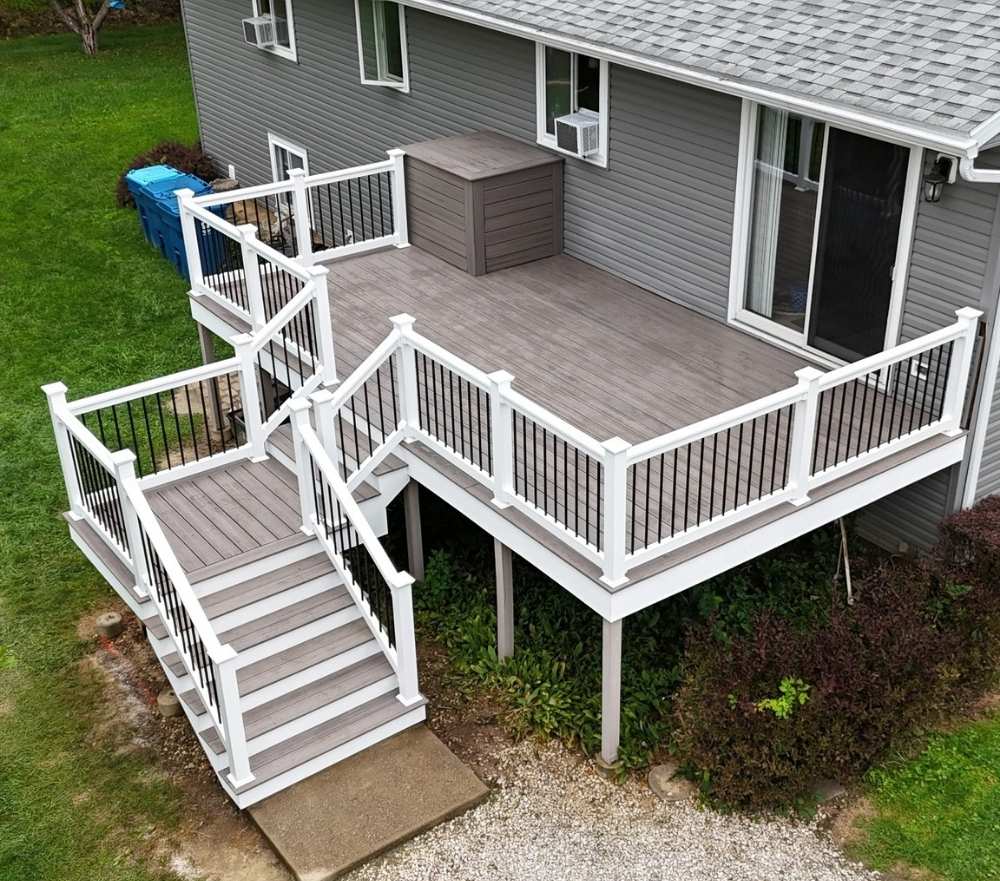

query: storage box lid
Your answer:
[399,130,561,181]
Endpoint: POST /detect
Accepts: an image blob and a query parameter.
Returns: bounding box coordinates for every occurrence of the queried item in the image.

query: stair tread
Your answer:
[201,654,395,752]
[229,692,424,789]
[178,618,377,715]
[143,553,337,641]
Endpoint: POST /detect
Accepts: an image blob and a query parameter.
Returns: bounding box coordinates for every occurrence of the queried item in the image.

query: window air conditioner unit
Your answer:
[555,109,601,157]
[242,15,275,49]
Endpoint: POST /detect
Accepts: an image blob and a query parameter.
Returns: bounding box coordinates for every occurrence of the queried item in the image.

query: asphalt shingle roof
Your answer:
[441,0,1000,140]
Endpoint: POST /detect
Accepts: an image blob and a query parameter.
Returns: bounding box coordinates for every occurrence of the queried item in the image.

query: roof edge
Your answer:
[400,0,982,157]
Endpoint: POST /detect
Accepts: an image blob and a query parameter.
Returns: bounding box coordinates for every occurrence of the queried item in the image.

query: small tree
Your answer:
[49,1,115,56]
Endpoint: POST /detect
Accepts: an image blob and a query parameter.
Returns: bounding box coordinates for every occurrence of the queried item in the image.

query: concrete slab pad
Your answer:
[249,725,489,881]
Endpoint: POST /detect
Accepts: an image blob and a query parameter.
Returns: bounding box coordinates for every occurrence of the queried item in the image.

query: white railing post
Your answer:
[386,149,409,248]
[237,224,267,329]
[42,382,84,518]
[176,188,204,289]
[943,307,984,435]
[111,450,149,598]
[233,333,266,459]
[488,370,515,508]
[287,167,314,266]
[391,314,419,437]
[288,397,317,534]
[308,265,338,385]
[600,437,631,588]
[390,572,422,706]
[788,366,824,503]
[311,386,342,468]
[215,647,254,789]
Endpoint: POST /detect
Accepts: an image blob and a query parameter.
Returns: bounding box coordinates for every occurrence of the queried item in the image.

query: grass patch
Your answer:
[851,714,1000,881]
[0,25,203,881]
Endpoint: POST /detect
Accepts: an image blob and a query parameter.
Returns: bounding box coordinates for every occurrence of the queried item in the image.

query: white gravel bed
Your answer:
[346,741,880,881]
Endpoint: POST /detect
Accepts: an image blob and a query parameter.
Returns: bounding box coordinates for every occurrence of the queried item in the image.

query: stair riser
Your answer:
[228,704,427,809]
[210,573,341,633]
[241,638,383,711]
[243,675,399,756]
[233,605,363,668]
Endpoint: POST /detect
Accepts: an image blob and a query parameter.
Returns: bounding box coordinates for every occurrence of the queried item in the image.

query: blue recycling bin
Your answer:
[125,165,215,280]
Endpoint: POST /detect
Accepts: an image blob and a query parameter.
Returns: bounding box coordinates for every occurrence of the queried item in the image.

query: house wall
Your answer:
[180,0,1000,550]
[180,0,741,320]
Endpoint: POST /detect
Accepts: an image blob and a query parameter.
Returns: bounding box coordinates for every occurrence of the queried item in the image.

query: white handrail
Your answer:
[244,280,316,357]
[305,158,394,189]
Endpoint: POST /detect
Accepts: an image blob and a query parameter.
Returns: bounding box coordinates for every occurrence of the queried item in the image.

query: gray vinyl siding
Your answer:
[976,373,1000,500]
[857,160,1000,548]
[180,0,740,320]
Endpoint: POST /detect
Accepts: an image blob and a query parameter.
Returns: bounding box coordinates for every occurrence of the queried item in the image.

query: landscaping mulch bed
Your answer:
[0,1,180,40]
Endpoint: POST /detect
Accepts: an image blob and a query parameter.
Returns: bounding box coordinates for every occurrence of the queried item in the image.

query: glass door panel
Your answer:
[807,129,908,360]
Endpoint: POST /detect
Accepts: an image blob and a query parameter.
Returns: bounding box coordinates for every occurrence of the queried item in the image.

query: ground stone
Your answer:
[95,611,124,639]
[157,688,181,718]
[648,763,697,802]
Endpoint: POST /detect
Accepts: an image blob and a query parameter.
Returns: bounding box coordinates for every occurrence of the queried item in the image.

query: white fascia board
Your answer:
[398,0,982,157]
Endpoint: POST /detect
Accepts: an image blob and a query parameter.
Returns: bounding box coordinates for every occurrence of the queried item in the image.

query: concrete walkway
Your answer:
[249,726,488,881]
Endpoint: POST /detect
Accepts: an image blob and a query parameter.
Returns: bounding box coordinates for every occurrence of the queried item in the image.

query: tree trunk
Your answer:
[80,23,98,55]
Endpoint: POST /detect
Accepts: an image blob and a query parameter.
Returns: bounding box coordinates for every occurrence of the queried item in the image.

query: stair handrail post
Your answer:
[386,149,409,248]
[111,449,149,598]
[214,644,254,789]
[600,437,631,588]
[288,397,318,534]
[788,366,824,503]
[389,571,421,706]
[286,167,315,266]
[310,386,341,467]
[487,370,515,508]
[308,264,338,385]
[233,332,267,459]
[176,188,204,289]
[390,314,420,438]
[42,382,84,518]
[943,307,984,435]
[237,224,267,330]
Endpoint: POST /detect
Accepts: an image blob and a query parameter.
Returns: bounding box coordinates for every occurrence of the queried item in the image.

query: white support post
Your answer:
[233,333,266,460]
[494,539,514,660]
[237,224,267,330]
[176,188,204,289]
[391,313,419,438]
[308,264,338,385]
[788,366,824,503]
[287,167,315,265]
[403,481,425,581]
[386,149,409,248]
[111,451,149,598]
[943,307,984,436]
[216,647,254,789]
[488,370,515,508]
[288,397,317,534]
[42,382,83,518]
[390,572,422,706]
[310,386,341,468]
[600,437,631,588]
[600,617,622,766]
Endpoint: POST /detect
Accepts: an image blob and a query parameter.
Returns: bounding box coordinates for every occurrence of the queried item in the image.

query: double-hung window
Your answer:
[268,133,309,181]
[535,43,608,167]
[251,0,296,61]
[355,0,409,91]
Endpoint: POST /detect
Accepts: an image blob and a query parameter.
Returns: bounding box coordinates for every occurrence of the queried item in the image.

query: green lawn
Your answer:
[0,25,204,881]
[852,713,1000,881]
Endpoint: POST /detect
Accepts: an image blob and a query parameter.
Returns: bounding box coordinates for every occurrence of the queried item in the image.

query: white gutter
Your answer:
[400,0,982,157]
[960,155,1000,184]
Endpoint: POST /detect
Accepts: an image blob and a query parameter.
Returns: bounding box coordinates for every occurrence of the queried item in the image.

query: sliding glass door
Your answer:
[740,106,913,362]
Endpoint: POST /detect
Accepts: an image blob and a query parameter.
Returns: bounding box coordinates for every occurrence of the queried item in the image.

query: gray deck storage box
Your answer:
[401,130,563,276]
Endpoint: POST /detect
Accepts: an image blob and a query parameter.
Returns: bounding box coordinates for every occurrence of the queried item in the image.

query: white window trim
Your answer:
[727,98,923,366]
[354,0,410,93]
[251,0,297,62]
[267,132,310,181]
[534,42,609,169]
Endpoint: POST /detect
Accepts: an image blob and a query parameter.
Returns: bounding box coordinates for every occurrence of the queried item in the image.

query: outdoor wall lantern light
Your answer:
[924,155,956,202]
